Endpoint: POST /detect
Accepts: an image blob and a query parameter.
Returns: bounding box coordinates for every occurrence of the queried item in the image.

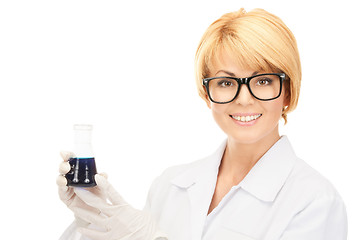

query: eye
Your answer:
[255,77,272,86]
[217,78,236,88]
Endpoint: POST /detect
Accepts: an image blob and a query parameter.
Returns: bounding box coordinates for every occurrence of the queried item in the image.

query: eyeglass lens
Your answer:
[208,74,281,102]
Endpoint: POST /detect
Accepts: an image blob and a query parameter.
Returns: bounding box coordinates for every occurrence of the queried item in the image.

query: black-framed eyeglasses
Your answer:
[202,73,286,104]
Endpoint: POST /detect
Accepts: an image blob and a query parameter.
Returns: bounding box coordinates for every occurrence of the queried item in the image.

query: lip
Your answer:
[229,113,262,126]
[231,113,261,117]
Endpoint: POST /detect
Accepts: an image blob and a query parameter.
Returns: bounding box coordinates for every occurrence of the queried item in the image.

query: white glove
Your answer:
[57,151,167,240]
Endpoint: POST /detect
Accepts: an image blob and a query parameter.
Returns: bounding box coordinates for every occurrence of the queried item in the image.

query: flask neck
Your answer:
[74,130,92,144]
[73,143,94,158]
[73,125,94,158]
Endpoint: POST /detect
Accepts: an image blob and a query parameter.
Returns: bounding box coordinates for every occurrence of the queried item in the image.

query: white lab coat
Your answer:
[143,136,347,240]
[60,136,347,240]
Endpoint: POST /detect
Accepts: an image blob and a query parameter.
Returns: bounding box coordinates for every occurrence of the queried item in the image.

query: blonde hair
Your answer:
[195,8,301,123]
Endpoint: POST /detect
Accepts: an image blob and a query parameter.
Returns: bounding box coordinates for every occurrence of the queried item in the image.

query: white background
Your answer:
[0,0,359,239]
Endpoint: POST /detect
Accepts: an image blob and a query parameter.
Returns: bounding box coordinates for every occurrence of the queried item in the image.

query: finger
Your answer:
[60,151,75,161]
[74,188,113,213]
[77,227,110,240]
[58,184,73,201]
[73,206,106,226]
[59,161,71,174]
[98,172,108,179]
[74,188,125,217]
[58,185,76,207]
[75,216,90,228]
[95,174,127,206]
[56,175,68,187]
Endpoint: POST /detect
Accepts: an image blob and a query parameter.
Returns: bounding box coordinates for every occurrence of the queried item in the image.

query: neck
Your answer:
[220,128,281,185]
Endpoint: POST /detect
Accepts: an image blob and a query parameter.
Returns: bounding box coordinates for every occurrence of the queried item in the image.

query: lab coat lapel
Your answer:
[238,136,296,202]
[171,141,226,240]
[187,178,216,239]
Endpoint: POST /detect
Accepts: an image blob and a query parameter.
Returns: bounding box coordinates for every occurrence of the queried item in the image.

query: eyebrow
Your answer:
[215,70,236,76]
[215,70,259,77]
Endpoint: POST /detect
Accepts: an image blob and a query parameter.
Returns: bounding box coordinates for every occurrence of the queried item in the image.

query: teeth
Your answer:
[231,114,262,122]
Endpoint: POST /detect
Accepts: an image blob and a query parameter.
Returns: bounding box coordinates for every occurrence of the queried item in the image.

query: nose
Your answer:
[234,84,255,106]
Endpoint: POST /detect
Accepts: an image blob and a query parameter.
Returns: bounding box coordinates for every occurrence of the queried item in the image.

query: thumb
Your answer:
[60,151,75,162]
[95,174,128,206]
[97,172,108,180]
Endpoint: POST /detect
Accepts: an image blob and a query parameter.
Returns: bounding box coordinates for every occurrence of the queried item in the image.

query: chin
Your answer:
[228,133,264,145]
[225,122,280,146]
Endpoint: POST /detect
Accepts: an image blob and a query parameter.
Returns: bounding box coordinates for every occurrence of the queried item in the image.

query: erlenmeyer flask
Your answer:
[65,124,97,187]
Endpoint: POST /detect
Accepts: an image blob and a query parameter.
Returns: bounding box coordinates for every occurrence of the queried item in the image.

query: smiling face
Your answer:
[205,51,288,145]
[195,9,302,126]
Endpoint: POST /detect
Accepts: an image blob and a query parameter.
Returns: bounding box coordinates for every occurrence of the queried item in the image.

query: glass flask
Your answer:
[65,124,97,187]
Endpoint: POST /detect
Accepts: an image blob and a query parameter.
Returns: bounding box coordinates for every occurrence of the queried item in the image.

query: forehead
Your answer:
[208,47,276,77]
[209,53,255,77]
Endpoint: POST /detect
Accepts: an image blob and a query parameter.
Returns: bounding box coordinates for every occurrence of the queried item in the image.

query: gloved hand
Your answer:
[57,151,167,240]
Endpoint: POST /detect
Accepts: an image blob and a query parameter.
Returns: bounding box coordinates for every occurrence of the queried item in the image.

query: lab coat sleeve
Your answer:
[143,175,169,240]
[143,175,160,213]
[59,221,90,240]
[280,195,347,240]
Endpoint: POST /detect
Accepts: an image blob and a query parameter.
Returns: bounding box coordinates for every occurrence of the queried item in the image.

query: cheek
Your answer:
[264,98,284,119]
[210,104,230,123]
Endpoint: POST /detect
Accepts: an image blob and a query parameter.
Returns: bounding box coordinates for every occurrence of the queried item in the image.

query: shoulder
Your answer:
[288,157,342,200]
[162,157,209,179]
[279,158,347,238]
[145,140,227,209]
[278,155,347,223]
[144,156,211,214]
[149,156,209,193]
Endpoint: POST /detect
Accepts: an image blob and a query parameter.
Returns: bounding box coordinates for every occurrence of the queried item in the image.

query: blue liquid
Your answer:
[65,158,97,187]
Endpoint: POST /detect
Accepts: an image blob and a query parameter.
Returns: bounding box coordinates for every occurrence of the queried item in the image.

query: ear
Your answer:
[283,85,290,108]
[283,96,290,109]
[202,85,212,109]
[205,95,212,109]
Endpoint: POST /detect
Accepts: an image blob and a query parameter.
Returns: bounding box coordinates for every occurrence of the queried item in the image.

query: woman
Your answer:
[57,8,347,240]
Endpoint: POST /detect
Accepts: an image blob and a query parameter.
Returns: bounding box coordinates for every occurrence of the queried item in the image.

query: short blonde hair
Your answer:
[195,8,301,123]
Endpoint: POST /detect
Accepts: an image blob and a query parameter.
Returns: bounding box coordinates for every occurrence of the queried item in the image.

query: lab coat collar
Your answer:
[171,136,296,202]
[171,140,226,239]
[171,139,226,188]
[238,136,296,202]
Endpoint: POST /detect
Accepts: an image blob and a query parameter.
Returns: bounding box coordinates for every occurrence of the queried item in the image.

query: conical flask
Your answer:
[65,124,97,187]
